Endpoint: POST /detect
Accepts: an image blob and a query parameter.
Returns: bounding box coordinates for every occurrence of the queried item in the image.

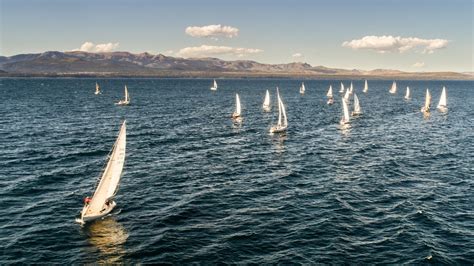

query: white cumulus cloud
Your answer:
[176,45,262,58]
[185,24,239,38]
[342,35,448,54]
[292,53,303,58]
[412,62,425,68]
[74,41,120,53]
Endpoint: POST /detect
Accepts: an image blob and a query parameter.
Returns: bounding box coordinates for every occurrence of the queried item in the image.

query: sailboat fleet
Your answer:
[77,79,449,224]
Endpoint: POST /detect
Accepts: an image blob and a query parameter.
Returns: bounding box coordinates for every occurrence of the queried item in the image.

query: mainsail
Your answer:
[405,86,410,100]
[363,80,368,93]
[235,93,241,116]
[437,86,447,109]
[389,81,397,94]
[353,94,362,114]
[327,85,333,98]
[263,90,271,110]
[421,89,431,112]
[341,98,350,124]
[300,82,305,94]
[339,82,345,93]
[95,82,101,95]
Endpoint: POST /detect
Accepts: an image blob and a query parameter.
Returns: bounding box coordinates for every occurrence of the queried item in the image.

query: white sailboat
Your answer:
[95,82,101,95]
[210,79,218,91]
[437,86,448,112]
[389,81,397,94]
[339,82,345,93]
[263,89,271,111]
[327,85,334,105]
[270,88,288,133]
[404,86,411,100]
[116,85,130,106]
[363,80,368,93]
[343,88,350,103]
[349,82,353,94]
[340,98,350,125]
[76,121,127,224]
[232,93,242,119]
[421,89,431,113]
[300,82,305,94]
[352,93,362,116]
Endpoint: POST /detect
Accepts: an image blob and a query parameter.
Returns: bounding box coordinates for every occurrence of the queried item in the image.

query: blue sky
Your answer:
[1,0,472,71]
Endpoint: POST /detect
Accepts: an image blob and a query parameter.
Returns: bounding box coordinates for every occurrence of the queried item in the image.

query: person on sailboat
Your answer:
[84,197,92,205]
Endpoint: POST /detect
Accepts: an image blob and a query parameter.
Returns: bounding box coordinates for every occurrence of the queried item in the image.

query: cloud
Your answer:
[74,41,120,53]
[342,35,448,54]
[176,45,262,58]
[185,24,239,38]
[292,53,303,58]
[412,62,425,68]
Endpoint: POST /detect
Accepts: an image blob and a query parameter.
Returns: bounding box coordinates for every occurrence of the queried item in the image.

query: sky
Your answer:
[0,0,472,72]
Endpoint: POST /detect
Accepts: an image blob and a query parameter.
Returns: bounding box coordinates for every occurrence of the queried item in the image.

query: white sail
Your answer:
[437,86,447,110]
[235,93,241,116]
[363,80,368,93]
[340,98,350,124]
[389,81,397,94]
[277,89,282,126]
[81,121,126,221]
[300,82,305,94]
[95,82,101,95]
[263,90,271,110]
[339,82,345,93]
[327,85,333,98]
[280,93,288,127]
[349,82,353,94]
[404,86,410,100]
[421,89,431,112]
[353,93,362,115]
[210,79,218,90]
[344,89,350,102]
[124,85,129,102]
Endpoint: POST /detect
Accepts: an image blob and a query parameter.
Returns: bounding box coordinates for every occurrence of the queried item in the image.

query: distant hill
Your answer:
[0,51,471,80]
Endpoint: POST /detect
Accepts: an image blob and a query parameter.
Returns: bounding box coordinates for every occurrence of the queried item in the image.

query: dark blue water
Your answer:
[0,78,473,264]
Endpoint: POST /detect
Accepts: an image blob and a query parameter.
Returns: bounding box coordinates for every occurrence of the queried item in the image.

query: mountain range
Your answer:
[0,51,471,80]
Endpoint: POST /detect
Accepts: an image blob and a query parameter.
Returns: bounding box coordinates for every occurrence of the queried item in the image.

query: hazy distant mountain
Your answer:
[0,51,471,80]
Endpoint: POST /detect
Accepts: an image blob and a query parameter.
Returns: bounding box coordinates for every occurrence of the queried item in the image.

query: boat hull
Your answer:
[116,100,130,106]
[210,87,217,91]
[270,126,287,133]
[78,201,117,224]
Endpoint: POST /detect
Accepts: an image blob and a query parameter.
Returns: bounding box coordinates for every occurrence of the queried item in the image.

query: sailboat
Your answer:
[116,85,130,106]
[270,88,288,133]
[76,121,126,224]
[232,93,242,119]
[326,85,334,105]
[437,86,448,112]
[421,89,431,113]
[343,88,350,103]
[352,93,362,116]
[339,82,345,93]
[349,82,353,94]
[95,82,101,95]
[389,81,397,94]
[363,80,368,93]
[263,90,271,111]
[300,82,305,94]
[404,86,411,100]
[210,79,218,91]
[340,98,350,125]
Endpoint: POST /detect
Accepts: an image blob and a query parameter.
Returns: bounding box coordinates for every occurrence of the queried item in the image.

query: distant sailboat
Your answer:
[437,86,448,112]
[300,82,305,94]
[421,89,431,113]
[76,121,126,224]
[263,89,271,111]
[339,82,345,93]
[389,81,397,94]
[270,88,288,133]
[210,79,218,91]
[343,88,350,103]
[404,86,411,100]
[232,93,242,119]
[340,98,350,125]
[116,85,130,106]
[327,85,334,105]
[95,82,101,95]
[363,80,368,93]
[352,93,362,116]
[349,82,354,94]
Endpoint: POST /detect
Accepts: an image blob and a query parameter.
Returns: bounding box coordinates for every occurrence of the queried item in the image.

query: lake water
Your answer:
[0,78,473,264]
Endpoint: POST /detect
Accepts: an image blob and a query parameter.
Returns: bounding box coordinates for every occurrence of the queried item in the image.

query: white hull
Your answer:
[263,105,271,112]
[95,91,101,95]
[352,111,362,116]
[210,87,217,91]
[327,98,334,105]
[77,201,116,224]
[270,125,287,133]
[115,100,130,106]
[437,105,447,112]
